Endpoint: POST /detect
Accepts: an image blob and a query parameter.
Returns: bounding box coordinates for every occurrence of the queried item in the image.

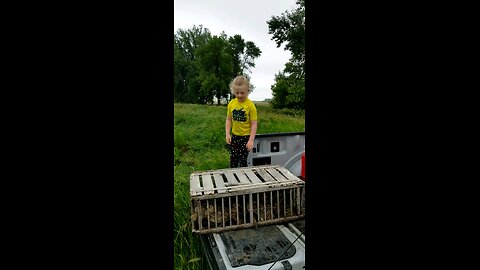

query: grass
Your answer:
[174,102,304,270]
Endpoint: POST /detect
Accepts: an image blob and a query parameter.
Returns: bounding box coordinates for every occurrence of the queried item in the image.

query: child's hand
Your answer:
[246,140,254,152]
[226,134,231,144]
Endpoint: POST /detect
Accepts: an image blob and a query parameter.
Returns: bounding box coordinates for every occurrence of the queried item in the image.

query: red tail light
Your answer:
[301,152,305,180]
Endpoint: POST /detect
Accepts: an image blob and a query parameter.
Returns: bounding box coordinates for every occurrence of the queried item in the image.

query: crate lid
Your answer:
[190,165,304,196]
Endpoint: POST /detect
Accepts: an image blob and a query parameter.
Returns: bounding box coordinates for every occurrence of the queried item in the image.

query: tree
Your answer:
[195,35,233,105]
[225,35,262,101]
[226,35,262,77]
[267,0,305,109]
[174,25,211,103]
[174,25,262,105]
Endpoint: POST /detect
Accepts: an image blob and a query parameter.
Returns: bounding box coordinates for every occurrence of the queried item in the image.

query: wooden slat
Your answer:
[213,173,227,193]
[201,173,215,195]
[190,174,202,195]
[190,165,303,198]
[276,166,300,180]
[266,167,289,182]
[232,169,251,184]
[243,169,263,184]
[223,170,239,186]
[255,168,275,182]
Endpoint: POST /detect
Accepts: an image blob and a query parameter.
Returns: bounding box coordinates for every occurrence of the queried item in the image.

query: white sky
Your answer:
[174,0,297,101]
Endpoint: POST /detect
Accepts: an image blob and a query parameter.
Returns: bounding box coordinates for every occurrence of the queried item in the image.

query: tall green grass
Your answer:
[174,102,305,270]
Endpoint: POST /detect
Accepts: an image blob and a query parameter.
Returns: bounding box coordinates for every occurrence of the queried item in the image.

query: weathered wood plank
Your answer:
[243,169,263,184]
[213,173,227,193]
[190,174,202,196]
[255,168,275,182]
[232,169,251,184]
[201,173,215,195]
[266,167,289,182]
[223,170,239,186]
[276,166,300,180]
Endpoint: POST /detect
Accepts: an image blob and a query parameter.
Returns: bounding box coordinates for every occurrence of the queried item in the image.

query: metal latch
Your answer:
[281,260,292,270]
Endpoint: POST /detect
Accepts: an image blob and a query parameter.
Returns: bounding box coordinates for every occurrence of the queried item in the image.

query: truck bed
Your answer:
[200,132,306,269]
[201,218,305,270]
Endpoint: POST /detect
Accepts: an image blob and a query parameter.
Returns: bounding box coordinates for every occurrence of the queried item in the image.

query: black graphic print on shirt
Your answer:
[232,107,247,122]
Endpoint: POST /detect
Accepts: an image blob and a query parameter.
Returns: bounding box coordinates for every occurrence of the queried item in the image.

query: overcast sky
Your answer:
[174,0,297,101]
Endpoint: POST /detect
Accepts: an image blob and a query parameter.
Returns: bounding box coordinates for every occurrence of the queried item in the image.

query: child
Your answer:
[225,75,258,168]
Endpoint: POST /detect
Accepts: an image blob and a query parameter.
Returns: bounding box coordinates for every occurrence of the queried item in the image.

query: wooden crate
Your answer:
[190,164,305,234]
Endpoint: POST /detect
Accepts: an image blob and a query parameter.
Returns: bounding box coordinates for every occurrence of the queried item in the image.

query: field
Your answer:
[174,102,305,270]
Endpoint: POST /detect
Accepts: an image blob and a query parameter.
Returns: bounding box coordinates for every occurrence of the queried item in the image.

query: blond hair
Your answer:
[229,75,251,94]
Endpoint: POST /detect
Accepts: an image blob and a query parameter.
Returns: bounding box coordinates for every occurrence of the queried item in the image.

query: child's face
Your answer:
[234,86,249,102]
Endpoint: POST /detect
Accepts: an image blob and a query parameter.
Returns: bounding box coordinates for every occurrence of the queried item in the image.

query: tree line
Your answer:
[174,0,305,109]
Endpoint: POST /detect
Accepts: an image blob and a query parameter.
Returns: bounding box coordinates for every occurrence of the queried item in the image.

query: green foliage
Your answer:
[271,72,289,109]
[195,36,233,105]
[174,26,262,105]
[267,0,305,63]
[267,0,305,109]
[226,34,262,76]
[174,25,212,103]
[174,103,304,269]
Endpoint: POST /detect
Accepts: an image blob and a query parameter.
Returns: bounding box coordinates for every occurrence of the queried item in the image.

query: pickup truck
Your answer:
[198,131,305,270]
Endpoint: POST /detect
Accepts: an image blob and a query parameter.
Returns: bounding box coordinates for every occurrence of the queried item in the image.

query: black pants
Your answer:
[230,134,250,168]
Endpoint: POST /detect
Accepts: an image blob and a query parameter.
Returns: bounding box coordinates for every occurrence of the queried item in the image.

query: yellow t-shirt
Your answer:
[227,98,258,136]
